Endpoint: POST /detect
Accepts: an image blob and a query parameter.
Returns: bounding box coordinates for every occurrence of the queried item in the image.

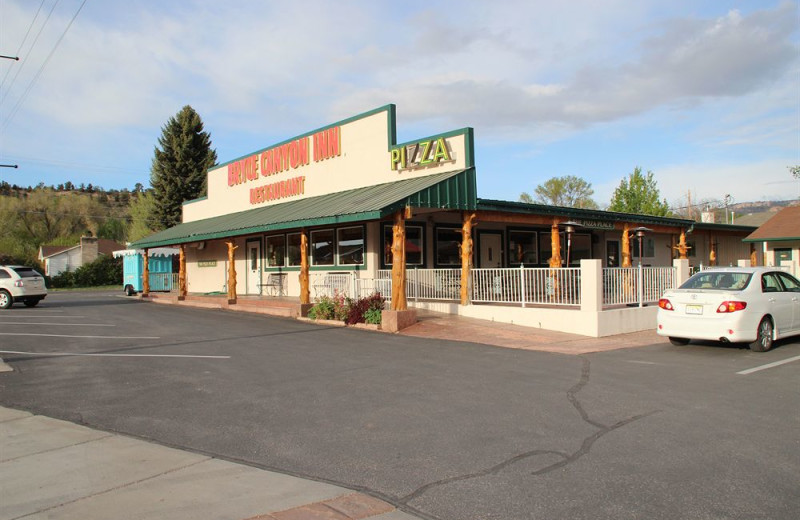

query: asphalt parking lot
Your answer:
[1,291,799,520]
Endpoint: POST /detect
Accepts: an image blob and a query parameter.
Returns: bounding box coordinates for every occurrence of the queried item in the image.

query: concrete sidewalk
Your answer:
[0,407,419,520]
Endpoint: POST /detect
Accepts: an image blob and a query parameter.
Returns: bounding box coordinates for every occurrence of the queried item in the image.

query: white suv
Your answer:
[0,265,48,309]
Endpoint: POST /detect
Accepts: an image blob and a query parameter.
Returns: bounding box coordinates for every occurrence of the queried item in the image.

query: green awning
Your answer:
[130,168,476,249]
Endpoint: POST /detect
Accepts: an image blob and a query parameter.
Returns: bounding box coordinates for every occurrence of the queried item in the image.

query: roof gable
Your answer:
[744,206,800,242]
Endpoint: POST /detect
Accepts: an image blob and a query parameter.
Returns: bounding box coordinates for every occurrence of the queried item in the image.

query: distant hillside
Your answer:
[730,200,798,226]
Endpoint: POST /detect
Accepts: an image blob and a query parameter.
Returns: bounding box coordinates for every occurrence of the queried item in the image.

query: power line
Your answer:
[1,0,89,132]
[0,0,46,93]
[0,0,59,107]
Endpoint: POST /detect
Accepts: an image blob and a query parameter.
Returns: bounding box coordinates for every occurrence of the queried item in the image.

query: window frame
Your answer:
[382,222,426,269]
[336,226,365,266]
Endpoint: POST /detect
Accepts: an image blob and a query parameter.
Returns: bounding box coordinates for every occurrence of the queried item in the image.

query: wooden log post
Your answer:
[225,239,238,304]
[548,220,562,302]
[178,244,187,300]
[391,211,407,311]
[299,230,310,305]
[459,212,477,306]
[750,244,757,266]
[142,248,150,296]
[709,238,717,266]
[621,224,632,268]
[676,230,691,260]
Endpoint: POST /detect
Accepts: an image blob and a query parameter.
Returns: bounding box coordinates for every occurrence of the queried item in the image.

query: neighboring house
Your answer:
[744,205,800,276]
[38,237,125,276]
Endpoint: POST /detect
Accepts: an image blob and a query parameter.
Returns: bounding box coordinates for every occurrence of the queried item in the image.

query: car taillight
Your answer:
[717,301,747,313]
[14,280,23,287]
[658,298,673,311]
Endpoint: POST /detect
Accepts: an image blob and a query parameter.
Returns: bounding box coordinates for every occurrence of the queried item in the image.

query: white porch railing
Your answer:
[311,272,352,298]
[471,267,581,306]
[602,266,676,306]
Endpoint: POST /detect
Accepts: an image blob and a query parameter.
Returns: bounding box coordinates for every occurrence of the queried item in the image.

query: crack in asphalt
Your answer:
[396,355,659,517]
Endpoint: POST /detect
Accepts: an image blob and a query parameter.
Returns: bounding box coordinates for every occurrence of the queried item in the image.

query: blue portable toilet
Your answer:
[113,248,179,296]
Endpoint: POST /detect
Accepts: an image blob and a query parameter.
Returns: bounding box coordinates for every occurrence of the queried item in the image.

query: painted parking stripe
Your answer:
[0,322,114,327]
[0,315,85,318]
[0,350,230,359]
[736,355,800,375]
[0,333,159,339]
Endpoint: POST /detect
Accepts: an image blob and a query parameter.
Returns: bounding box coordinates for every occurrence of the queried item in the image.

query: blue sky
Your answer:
[1,0,798,211]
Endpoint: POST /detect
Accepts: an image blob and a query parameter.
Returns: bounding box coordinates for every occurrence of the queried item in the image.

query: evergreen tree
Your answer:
[608,167,672,216]
[150,105,217,229]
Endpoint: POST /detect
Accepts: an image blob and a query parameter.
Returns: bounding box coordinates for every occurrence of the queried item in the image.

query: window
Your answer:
[762,273,782,293]
[337,227,364,265]
[383,224,424,266]
[436,228,462,266]
[776,272,800,292]
[250,247,258,270]
[508,230,537,266]
[568,234,591,266]
[287,233,302,266]
[539,232,562,266]
[0,269,9,279]
[266,235,285,267]
[630,237,655,259]
[311,229,334,266]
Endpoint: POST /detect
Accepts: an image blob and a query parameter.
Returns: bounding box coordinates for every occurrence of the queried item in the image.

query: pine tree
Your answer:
[150,105,217,229]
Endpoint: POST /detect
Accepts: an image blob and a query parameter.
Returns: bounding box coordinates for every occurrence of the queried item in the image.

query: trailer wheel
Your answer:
[124,285,136,296]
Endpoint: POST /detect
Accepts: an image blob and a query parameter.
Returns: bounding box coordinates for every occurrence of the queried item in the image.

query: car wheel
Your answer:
[749,317,773,352]
[669,337,690,346]
[125,285,135,296]
[23,298,41,308]
[0,290,12,309]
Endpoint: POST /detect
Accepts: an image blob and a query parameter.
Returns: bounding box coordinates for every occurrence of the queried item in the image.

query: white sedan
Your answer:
[657,267,800,352]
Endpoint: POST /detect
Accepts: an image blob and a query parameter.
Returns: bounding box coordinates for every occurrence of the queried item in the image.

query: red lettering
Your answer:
[289,141,298,169]
[298,137,309,166]
[327,127,340,158]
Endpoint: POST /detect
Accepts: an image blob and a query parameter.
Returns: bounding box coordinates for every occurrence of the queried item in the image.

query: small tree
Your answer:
[608,167,671,216]
[533,175,598,209]
[150,105,217,229]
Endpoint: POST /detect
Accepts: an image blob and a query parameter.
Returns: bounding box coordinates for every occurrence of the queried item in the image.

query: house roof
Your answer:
[130,168,477,249]
[39,239,125,259]
[744,206,800,242]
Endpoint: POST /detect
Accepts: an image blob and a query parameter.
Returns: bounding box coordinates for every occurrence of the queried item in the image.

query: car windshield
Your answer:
[680,271,752,291]
[10,267,42,278]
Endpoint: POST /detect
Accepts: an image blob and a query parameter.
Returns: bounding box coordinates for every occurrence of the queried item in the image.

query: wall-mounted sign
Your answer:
[576,219,615,230]
[390,137,451,171]
[197,260,217,267]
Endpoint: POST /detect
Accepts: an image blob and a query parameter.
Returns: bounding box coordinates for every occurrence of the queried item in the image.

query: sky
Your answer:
[1,0,798,212]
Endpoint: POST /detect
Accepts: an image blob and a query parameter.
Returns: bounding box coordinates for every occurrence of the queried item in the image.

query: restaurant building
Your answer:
[131,105,757,335]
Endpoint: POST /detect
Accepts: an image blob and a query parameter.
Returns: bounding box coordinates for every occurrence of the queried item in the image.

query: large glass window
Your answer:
[287,233,302,266]
[436,228,462,266]
[383,225,424,266]
[337,227,364,265]
[567,234,591,266]
[539,232,562,266]
[508,230,537,266]
[266,235,285,267]
[311,229,334,266]
[630,237,655,259]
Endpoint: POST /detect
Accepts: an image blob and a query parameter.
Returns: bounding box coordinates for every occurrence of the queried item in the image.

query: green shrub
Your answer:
[364,307,382,325]
[50,255,122,288]
[346,292,386,325]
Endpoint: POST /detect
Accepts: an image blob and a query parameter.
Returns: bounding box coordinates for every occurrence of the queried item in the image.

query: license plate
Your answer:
[685,305,703,315]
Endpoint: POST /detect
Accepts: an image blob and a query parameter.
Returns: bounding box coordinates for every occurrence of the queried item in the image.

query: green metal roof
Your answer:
[130,169,477,248]
[476,198,696,228]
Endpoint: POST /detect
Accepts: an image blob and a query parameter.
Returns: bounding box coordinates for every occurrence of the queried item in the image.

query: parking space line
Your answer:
[0,350,230,359]
[736,355,800,375]
[0,333,159,339]
[0,315,85,318]
[0,322,114,327]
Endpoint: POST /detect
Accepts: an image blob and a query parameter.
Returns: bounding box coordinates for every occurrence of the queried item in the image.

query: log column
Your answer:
[621,224,632,268]
[391,211,407,311]
[459,212,476,306]
[750,244,757,266]
[178,244,187,300]
[709,238,717,266]
[299,230,310,305]
[226,239,238,304]
[549,219,562,268]
[142,248,150,296]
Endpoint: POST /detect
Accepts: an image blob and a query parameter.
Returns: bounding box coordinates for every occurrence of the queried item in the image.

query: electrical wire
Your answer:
[1,0,89,132]
[0,0,60,107]
[0,0,46,94]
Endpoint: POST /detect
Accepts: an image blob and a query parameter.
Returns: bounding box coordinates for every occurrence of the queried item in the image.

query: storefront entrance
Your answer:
[479,232,503,268]
[246,240,262,295]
